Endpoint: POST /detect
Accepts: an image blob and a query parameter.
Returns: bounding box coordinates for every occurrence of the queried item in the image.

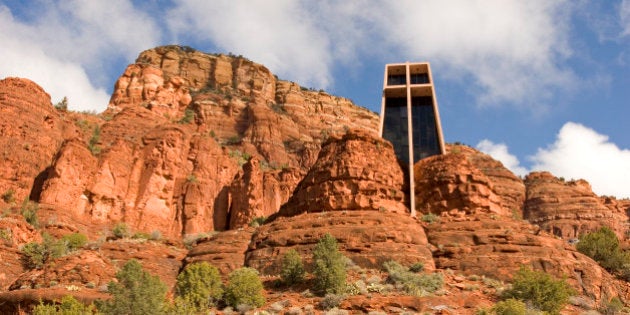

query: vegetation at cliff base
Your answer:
[224,267,265,308]
[383,260,443,296]
[280,249,305,285]
[176,262,223,309]
[313,233,347,295]
[32,295,97,315]
[97,259,168,315]
[576,226,630,280]
[501,266,575,314]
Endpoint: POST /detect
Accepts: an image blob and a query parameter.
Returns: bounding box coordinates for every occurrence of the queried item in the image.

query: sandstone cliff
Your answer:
[0,46,629,313]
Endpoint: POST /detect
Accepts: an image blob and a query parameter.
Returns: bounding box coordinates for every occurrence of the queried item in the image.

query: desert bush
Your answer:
[21,198,39,228]
[501,266,575,314]
[112,222,129,239]
[600,296,625,315]
[178,109,195,124]
[383,261,443,296]
[1,189,15,203]
[97,259,169,315]
[577,227,630,279]
[176,262,223,309]
[21,233,67,269]
[409,262,424,273]
[319,293,345,310]
[420,213,439,223]
[491,298,526,315]
[249,216,267,227]
[32,295,97,314]
[313,234,347,295]
[88,125,101,155]
[62,232,88,251]
[53,97,69,112]
[281,249,305,285]
[224,267,265,308]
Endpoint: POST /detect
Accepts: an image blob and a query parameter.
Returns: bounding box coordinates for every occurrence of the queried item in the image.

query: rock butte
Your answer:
[0,45,628,313]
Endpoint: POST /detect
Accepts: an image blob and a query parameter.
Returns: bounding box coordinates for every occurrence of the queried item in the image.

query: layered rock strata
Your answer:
[524,172,628,239]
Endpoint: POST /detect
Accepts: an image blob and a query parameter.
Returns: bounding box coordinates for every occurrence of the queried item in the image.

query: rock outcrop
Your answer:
[247,211,434,274]
[524,172,628,239]
[276,129,408,217]
[414,145,525,218]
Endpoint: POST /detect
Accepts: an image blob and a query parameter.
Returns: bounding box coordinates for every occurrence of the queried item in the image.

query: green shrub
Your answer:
[577,227,630,279]
[21,198,39,228]
[21,233,67,269]
[409,262,424,273]
[313,234,347,295]
[176,262,223,309]
[88,125,101,155]
[2,189,15,203]
[420,213,439,223]
[97,259,168,315]
[112,222,129,239]
[319,293,345,310]
[249,216,266,227]
[32,295,97,314]
[280,249,305,285]
[62,233,88,251]
[383,260,443,296]
[224,267,265,308]
[600,296,625,315]
[178,109,195,124]
[53,97,69,112]
[492,298,526,315]
[501,266,575,314]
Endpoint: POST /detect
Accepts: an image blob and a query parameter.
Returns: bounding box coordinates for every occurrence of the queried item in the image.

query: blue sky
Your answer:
[1,0,629,198]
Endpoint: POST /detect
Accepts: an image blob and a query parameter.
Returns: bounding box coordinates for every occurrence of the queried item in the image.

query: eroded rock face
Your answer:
[425,214,627,305]
[524,172,628,239]
[184,228,255,276]
[0,78,65,204]
[414,145,525,217]
[247,211,434,275]
[277,129,408,217]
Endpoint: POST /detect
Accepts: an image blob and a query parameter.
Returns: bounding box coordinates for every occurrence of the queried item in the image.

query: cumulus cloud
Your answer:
[166,1,576,109]
[373,0,576,108]
[476,139,529,177]
[0,2,160,111]
[530,122,630,198]
[168,0,332,89]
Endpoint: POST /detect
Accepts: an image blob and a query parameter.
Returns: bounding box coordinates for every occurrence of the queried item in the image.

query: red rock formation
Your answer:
[524,172,628,239]
[425,214,627,305]
[247,211,434,275]
[0,78,65,203]
[414,145,524,218]
[184,228,255,276]
[277,129,407,217]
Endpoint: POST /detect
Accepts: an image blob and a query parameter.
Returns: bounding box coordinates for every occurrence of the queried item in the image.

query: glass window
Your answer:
[382,98,409,164]
[411,97,440,161]
[387,75,406,85]
[410,73,429,84]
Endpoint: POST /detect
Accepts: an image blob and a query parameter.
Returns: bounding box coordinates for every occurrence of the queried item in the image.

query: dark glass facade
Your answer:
[411,97,440,160]
[382,98,409,164]
[382,96,441,164]
[410,73,429,84]
[387,75,406,85]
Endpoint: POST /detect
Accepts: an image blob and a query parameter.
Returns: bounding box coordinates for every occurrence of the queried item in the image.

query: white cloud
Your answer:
[373,0,576,109]
[530,122,630,198]
[168,0,332,89]
[0,2,160,111]
[166,0,576,109]
[476,139,529,177]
